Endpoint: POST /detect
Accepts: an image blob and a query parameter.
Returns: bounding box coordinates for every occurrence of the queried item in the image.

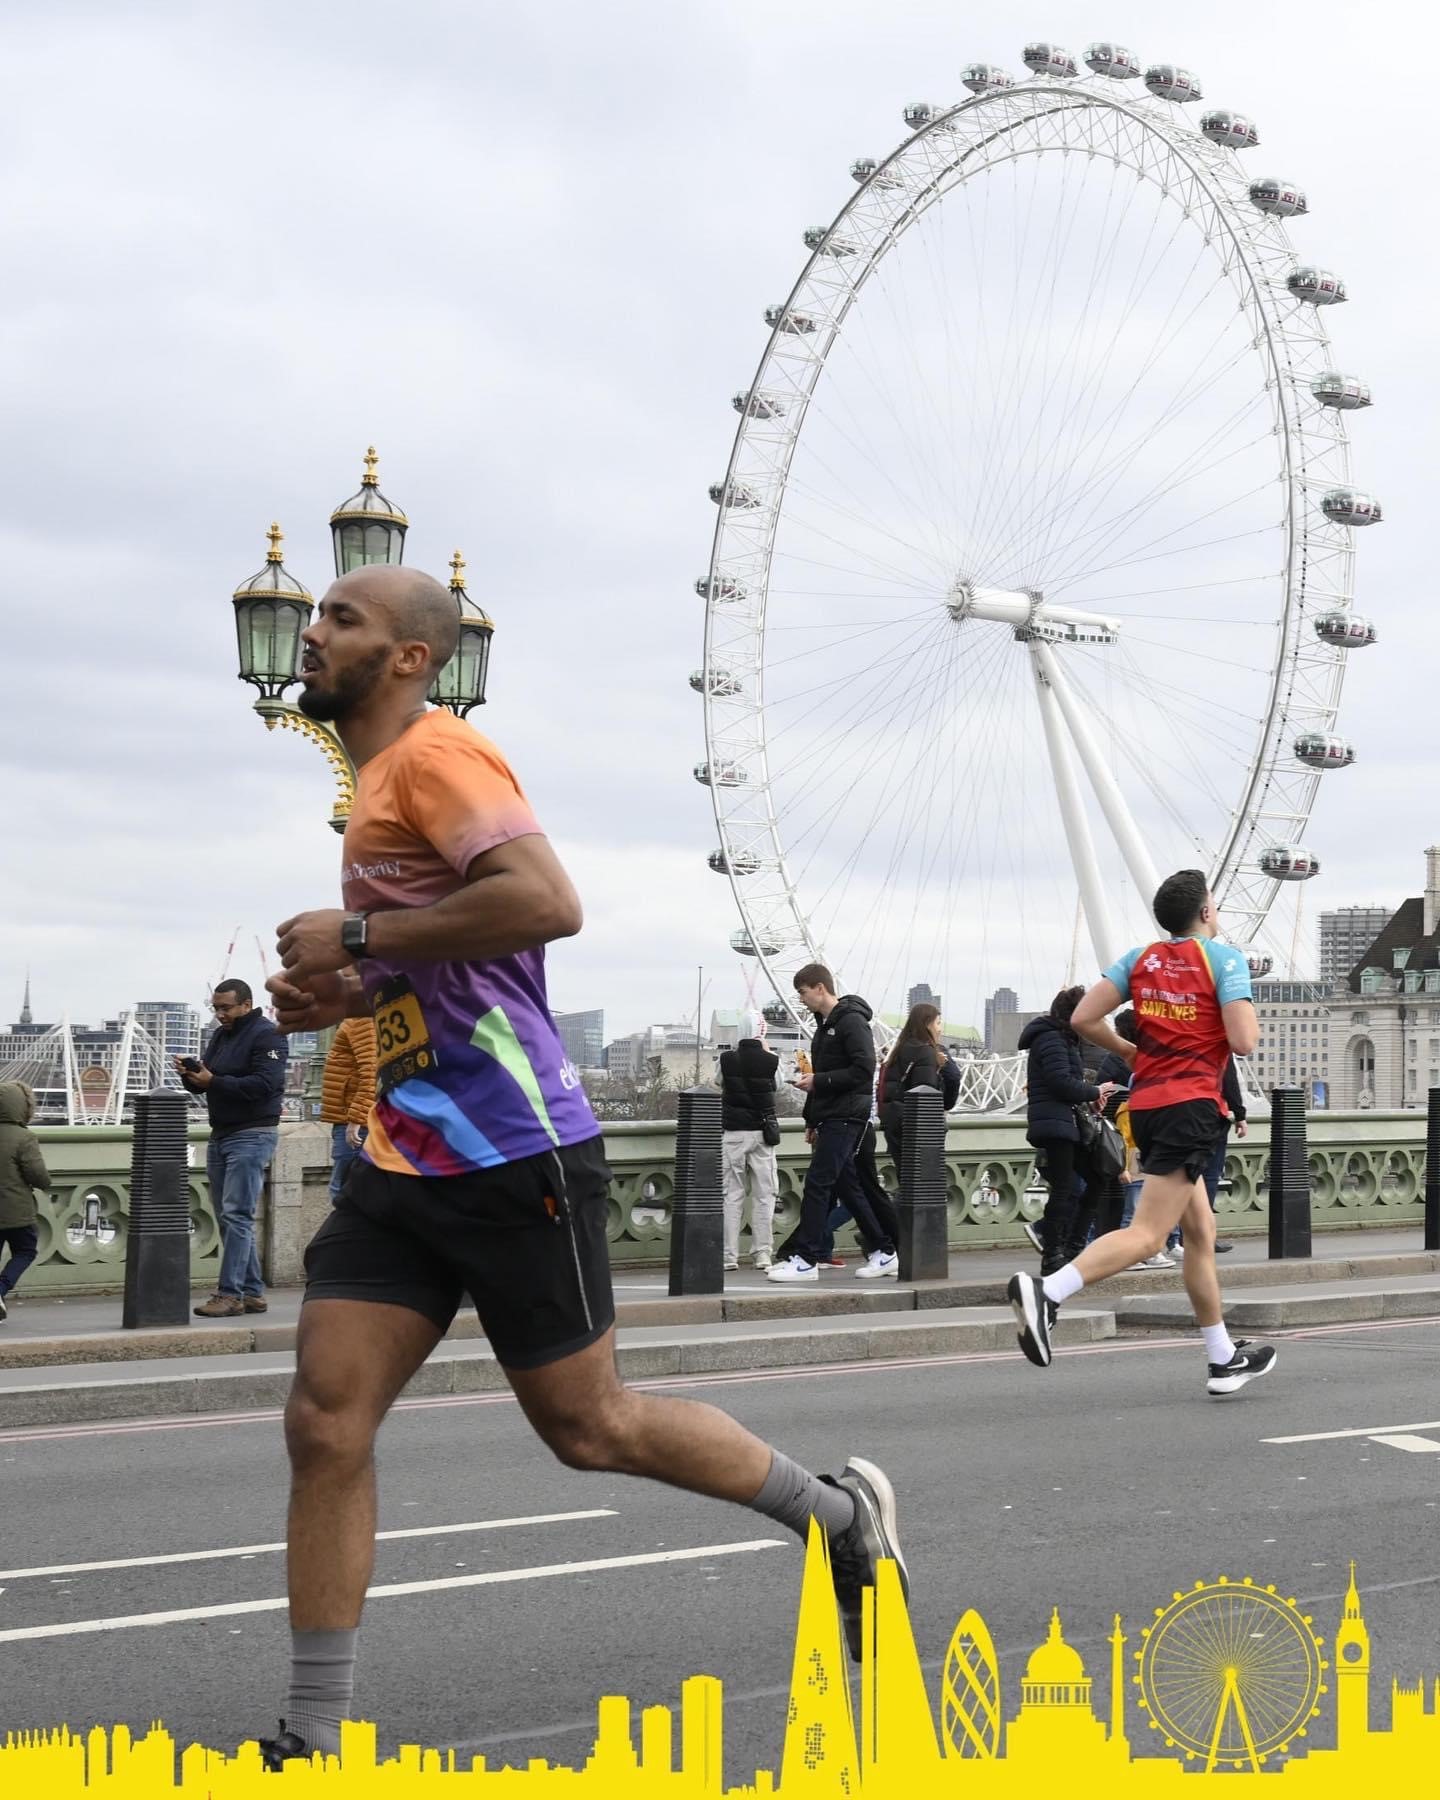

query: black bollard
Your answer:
[1266,1086,1312,1260]
[1426,1087,1440,1252]
[897,1084,949,1282]
[668,1087,724,1297]
[123,1089,193,1328]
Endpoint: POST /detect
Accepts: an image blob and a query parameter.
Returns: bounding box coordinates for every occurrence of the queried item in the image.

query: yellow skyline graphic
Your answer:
[3,1538,1437,1792]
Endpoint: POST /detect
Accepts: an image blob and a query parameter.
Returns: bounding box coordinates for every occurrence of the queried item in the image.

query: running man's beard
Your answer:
[297,648,390,722]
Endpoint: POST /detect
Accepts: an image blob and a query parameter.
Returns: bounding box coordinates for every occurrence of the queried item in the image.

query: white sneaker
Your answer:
[1139,1252,1176,1270]
[855,1249,899,1279]
[767,1255,818,1283]
[753,1251,773,1270]
[722,1257,739,1272]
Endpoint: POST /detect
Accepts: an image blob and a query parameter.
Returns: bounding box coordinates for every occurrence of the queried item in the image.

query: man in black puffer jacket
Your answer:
[769,964,879,1283]
[1019,990,1117,1275]
[719,1014,780,1271]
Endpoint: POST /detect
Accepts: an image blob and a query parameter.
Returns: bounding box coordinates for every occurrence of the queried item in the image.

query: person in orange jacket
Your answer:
[318,1017,378,1204]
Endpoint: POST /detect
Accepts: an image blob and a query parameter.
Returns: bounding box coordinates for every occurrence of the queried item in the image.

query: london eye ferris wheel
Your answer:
[693,41,1377,1084]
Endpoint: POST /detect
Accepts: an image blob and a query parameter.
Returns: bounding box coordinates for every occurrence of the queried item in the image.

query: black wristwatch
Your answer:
[340,913,372,960]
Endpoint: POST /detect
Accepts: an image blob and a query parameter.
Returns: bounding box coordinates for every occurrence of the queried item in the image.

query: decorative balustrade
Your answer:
[19,1111,1433,1295]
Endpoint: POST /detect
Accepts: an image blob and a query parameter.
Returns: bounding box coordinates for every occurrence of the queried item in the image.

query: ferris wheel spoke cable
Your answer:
[759,614,957,757]
[776,478,956,590]
[974,172,1196,579]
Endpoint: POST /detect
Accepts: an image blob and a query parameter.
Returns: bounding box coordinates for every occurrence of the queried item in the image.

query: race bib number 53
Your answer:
[371,975,437,1096]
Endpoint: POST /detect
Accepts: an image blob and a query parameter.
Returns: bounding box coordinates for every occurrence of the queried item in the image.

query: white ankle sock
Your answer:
[1041,1264,1085,1305]
[1202,1323,1236,1366]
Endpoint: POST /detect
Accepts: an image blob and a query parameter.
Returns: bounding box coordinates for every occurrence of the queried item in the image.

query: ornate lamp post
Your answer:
[427,551,495,715]
[229,449,487,835]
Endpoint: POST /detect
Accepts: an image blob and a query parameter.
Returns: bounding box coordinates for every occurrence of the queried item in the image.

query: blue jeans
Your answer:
[1120,1180,1143,1228]
[329,1123,365,1205]
[206,1128,278,1299]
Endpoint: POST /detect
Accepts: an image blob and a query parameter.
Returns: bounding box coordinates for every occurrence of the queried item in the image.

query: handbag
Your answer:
[1075,1105,1126,1179]
[761,1114,782,1148]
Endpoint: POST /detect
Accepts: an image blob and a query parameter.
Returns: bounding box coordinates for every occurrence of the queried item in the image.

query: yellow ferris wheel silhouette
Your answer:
[1135,1576,1329,1772]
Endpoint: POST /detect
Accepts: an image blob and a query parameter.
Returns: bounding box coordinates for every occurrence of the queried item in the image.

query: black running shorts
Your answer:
[1130,1100,1224,1184]
[303,1134,616,1369]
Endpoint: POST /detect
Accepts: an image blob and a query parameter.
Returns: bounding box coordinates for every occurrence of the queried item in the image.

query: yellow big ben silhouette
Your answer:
[1335,1561,1370,1746]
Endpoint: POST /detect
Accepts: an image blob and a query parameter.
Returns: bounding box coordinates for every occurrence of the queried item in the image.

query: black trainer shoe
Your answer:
[258,1723,312,1770]
[1020,1220,1045,1256]
[1215,1241,1235,1254]
[0,1293,8,1322]
[1007,1271,1055,1367]
[1206,1340,1277,1397]
[822,1457,907,1661]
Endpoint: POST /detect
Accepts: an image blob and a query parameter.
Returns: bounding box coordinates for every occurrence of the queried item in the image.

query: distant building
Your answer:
[555,1008,605,1072]
[1328,849,1440,1110]
[906,981,942,1016]
[1251,981,1331,1106]
[1320,906,1395,987]
[984,987,1019,1051]
[132,1000,203,1089]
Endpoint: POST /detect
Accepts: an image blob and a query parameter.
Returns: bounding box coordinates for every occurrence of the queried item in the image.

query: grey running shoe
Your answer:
[823,1457,908,1661]
[1007,1271,1055,1367]
[258,1724,312,1770]
[1207,1340,1277,1397]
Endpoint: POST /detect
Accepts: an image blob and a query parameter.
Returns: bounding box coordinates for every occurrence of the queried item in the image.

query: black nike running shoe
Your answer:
[1206,1340,1277,1397]
[258,1723,313,1770]
[1007,1270,1056,1367]
[822,1457,908,1661]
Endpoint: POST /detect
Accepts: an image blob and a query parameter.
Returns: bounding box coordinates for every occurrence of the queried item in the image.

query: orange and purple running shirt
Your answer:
[1104,935,1252,1114]
[340,711,597,1176]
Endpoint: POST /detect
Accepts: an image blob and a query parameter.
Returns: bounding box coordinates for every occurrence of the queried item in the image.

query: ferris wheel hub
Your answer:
[945,580,1121,645]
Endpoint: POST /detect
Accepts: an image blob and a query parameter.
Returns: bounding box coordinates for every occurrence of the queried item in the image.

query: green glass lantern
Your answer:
[232,524,313,696]
[428,550,495,716]
[329,446,409,574]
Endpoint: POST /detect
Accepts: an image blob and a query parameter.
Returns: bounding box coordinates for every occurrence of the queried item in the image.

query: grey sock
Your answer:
[748,1450,856,1543]
[285,1627,358,1756]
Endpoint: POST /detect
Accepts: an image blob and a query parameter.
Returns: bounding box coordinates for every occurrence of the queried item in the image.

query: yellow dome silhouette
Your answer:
[1025,1610,1087,1685]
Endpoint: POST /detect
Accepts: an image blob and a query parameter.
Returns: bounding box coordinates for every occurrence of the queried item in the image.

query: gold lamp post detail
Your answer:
[329,445,409,574]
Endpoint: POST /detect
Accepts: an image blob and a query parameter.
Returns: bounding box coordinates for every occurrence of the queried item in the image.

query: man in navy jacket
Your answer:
[177,979,288,1317]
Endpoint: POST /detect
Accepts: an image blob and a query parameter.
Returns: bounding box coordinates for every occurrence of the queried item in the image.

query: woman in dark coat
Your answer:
[1019,986,1117,1275]
[879,1002,961,1171]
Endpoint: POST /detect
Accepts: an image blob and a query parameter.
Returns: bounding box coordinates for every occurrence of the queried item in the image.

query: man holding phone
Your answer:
[177,978,288,1318]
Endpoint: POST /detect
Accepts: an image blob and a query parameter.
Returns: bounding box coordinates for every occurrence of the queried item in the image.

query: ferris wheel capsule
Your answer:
[1249,176,1307,217]
[695,574,747,603]
[695,761,748,788]
[1320,486,1382,526]
[1246,951,1274,979]
[903,101,941,129]
[1200,108,1260,149]
[731,927,782,956]
[803,226,860,257]
[1287,267,1347,306]
[850,156,907,190]
[1314,609,1376,648]
[764,303,818,335]
[962,62,1015,93]
[1023,43,1078,79]
[1259,844,1321,881]
[733,390,787,420]
[1310,371,1371,410]
[709,479,763,510]
[1294,731,1356,770]
[689,668,741,697]
[1084,43,1142,78]
[1144,64,1203,101]
[708,848,761,876]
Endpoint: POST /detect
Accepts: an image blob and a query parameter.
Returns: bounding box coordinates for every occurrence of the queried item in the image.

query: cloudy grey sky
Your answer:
[1,0,1428,1043]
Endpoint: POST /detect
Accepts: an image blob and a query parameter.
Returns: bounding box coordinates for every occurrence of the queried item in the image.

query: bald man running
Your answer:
[256,566,904,1765]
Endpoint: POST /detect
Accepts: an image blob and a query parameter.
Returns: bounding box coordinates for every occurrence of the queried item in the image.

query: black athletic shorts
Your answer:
[1130,1100,1224,1184]
[303,1134,616,1370]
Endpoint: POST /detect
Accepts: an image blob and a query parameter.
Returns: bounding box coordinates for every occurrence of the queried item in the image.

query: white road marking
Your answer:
[1263,1419,1440,1444]
[1367,1434,1440,1455]
[0,1539,785,1644]
[0,1511,617,1582]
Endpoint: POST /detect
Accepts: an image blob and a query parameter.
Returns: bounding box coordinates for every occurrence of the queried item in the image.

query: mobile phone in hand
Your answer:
[181,1057,202,1072]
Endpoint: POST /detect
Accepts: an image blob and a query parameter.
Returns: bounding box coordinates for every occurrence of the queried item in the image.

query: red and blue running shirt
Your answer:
[1103,936,1252,1114]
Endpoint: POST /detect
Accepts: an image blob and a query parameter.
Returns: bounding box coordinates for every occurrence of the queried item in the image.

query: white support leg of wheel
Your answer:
[1031,639,1163,908]
[1030,649,1118,973]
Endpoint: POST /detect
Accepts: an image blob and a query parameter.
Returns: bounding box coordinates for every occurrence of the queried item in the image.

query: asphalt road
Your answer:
[1,1318,1437,1774]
